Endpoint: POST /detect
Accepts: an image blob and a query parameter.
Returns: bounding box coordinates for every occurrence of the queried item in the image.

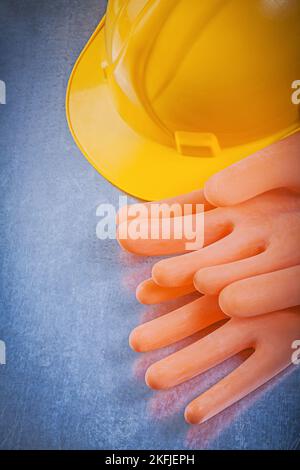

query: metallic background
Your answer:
[0,0,299,450]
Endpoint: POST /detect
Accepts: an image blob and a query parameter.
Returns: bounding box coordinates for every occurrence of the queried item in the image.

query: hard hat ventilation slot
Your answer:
[175,131,221,158]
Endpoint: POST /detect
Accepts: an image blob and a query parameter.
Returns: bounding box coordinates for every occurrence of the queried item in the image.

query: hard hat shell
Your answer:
[67,0,300,200]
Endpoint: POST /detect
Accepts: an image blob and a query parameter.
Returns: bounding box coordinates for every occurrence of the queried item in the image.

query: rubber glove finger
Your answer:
[136,279,195,305]
[117,207,232,256]
[184,349,287,424]
[194,240,300,295]
[204,132,300,207]
[117,213,202,255]
[116,189,214,225]
[152,229,260,287]
[185,308,300,424]
[130,296,226,352]
[145,318,250,389]
[219,265,300,318]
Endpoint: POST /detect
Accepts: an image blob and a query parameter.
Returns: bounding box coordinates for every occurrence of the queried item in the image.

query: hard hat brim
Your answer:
[66,17,295,201]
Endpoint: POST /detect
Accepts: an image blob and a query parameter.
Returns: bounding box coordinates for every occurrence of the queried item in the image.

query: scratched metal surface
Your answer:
[0,0,299,450]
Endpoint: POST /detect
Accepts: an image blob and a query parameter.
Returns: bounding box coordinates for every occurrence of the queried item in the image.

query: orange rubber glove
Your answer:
[204,132,300,207]
[117,133,300,317]
[117,134,300,425]
[118,189,300,317]
[129,298,300,425]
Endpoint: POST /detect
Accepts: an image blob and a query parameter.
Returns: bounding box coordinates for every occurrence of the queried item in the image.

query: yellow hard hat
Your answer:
[66,0,300,201]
